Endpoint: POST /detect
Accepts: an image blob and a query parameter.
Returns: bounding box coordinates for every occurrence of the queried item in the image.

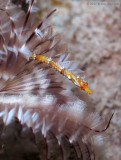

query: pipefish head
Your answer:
[80,80,93,94]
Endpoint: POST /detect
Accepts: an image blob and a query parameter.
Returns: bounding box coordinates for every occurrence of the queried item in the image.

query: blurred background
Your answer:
[36,0,121,159]
[1,0,120,159]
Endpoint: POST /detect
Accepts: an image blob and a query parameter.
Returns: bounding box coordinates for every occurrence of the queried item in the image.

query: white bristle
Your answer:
[17,106,24,122]
[3,106,8,124]
[6,107,16,125]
